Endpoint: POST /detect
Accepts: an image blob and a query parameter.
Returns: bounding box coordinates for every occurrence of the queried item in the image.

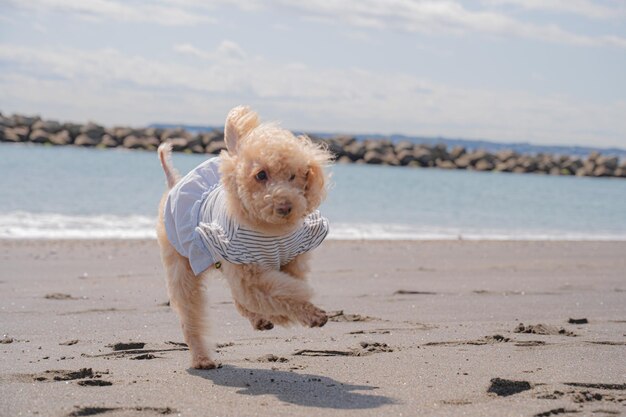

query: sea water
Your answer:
[1,143,625,240]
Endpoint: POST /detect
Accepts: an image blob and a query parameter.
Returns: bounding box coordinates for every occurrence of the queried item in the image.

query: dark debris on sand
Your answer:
[534,408,580,417]
[108,342,146,351]
[487,378,532,397]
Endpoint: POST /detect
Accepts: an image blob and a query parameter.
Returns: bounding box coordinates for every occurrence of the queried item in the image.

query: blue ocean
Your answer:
[1,143,625,240]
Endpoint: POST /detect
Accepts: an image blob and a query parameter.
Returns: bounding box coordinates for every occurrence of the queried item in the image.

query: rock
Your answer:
[495,150,517,163]
[162,128,192,141]
[336,155,353,164]
[0,114,16,128]
[11,114,40,127]
[562,158,583,173]
[413,147,434,167]
[396,149,416,166]
[593,165,613,177]
[363,150,384,165]
[62,123,82,139]
[31,119,63,134]
[494,162,511,172]
[364,139,393,154]
[49,130,72,146]
[182,134,202,149]
[190,144,205,154]
[436,160,457,169]
[597,156,619,170]
[111,127,134,141]
[587,151,600,162]
[466,150,494,166]
[2,126,29,142]
[123,136,160,150]
[337,135,357,147]
[144,127,164,139]
[449,146,466,160]
[122,135,143,149]
[206,140,226,154]
[454,155,471,169]
[394,141,414,153]
[325,139,347,160]
[74,133,101,147]
[431,144,449,161]
[520,157,538,172]
[575,167,588,177]
[100,134,119,148]
[581,161,595,175]
[474,159,494,171]
[29,129,51,144]
[344,142,366,161]
[381,151,400,166]
[200,130,224,147]
[80,122,105,139]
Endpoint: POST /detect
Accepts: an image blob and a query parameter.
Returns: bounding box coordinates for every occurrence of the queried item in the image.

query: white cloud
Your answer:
[266,0,626,48]
[1,43,624,147]
[4,0,214,26]
[216,40,247,60]
[4,0,625,47]
[482,0,626,19]
[174,41,247,61]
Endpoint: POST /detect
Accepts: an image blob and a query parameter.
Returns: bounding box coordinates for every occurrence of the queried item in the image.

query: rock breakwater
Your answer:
[1,113,624,178]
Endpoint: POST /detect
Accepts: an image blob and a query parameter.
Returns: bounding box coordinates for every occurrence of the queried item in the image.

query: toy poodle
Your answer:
[156,106,332,369]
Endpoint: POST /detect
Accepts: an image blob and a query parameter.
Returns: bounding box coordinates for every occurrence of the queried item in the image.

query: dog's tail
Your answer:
[157,142,181,189]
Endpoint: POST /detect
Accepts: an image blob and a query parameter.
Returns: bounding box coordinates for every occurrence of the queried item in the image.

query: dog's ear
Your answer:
[224,106,260,155]
[304,139,332,211]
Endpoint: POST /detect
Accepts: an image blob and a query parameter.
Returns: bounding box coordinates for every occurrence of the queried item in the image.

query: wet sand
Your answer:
[1,239,625,417]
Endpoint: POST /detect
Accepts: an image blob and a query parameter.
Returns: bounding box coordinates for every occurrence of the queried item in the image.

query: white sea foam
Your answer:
[1,212,625,241]
[0,212,157,239]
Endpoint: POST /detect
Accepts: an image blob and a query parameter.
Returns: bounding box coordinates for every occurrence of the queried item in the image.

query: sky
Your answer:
[1,0,625,148]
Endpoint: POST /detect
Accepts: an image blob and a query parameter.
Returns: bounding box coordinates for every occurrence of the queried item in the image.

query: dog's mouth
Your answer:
[274,201,292,217]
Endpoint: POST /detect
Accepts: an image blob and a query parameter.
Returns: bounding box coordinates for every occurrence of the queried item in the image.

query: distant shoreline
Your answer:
[2,113,625,179]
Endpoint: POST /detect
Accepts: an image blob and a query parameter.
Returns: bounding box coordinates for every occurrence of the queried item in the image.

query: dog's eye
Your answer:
[255,170,268,181]
[289,174,296,181]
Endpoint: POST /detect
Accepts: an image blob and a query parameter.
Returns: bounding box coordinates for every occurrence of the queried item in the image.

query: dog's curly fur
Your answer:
[156,106,332,369]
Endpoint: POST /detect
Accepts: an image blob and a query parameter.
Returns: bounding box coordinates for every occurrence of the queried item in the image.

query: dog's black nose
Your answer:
[276,203,292,216]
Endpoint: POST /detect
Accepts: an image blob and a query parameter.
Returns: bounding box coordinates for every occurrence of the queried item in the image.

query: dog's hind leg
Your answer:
[163,249,216,369]
[157,206,215,369]
[224,263,327,328]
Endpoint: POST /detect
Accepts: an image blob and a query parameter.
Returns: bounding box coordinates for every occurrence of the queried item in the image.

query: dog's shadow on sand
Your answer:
[188,365,395,409]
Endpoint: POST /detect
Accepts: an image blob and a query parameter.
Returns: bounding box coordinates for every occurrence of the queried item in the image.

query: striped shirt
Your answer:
[163,157,329,275]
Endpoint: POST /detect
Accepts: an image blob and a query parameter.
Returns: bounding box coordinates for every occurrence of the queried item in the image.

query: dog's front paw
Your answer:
[301,305,328,328]
[192,356,218,370]
[253,318,274,331]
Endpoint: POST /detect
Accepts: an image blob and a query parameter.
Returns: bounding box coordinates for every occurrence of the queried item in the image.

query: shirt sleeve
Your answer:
[301,211,330,252]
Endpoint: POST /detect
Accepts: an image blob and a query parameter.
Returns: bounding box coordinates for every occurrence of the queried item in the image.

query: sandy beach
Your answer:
[1,239,625,417]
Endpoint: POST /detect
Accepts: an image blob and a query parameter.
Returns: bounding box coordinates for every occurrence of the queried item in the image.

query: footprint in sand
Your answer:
[15,368,112,387]
[514,323,576,337]
[67,406,175,417]
[293,342,394,357]
[45,293,79,300]
[327,310,379,322]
